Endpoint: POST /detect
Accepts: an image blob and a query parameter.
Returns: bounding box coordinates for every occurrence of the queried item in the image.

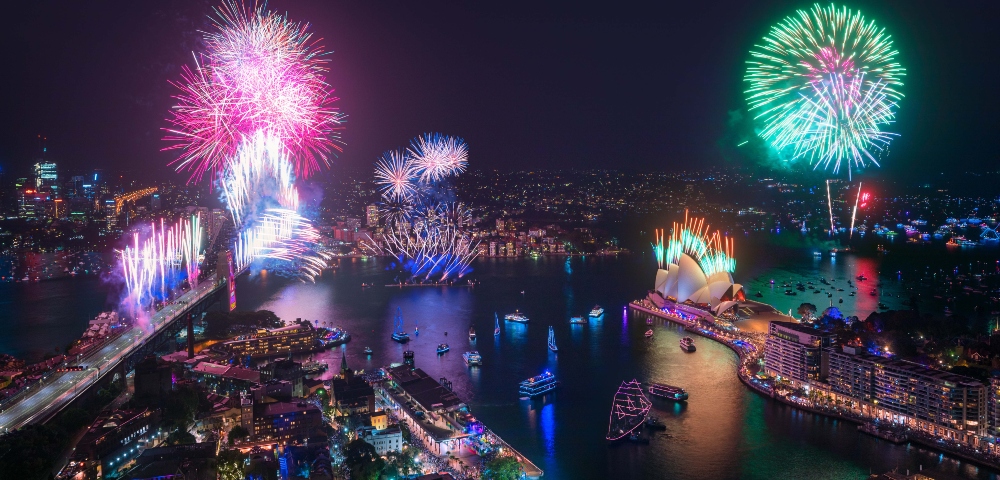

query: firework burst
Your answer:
[374,150,419,203]
[408,133,469,183]
[745,3,904,177]
[164,0,344,182]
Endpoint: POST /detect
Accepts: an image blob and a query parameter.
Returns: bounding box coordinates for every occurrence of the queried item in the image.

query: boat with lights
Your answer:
[505,311,529,323]
[679,336,696,352]
[606,379,652,442]
[548,326,558,352]
[463,351,482,366]
[589,305,604,318]
[391,307,409,343]
[648,382,689,401]
[519,371,559,398]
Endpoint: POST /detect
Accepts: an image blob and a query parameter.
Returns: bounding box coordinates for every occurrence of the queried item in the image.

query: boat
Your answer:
[679,336,696,352]
[644,415,666,430]
[505,310,529,323]
[754,291,763,298]
[363,346,373,356]
[569,316,587,324]
[469,326,476,341]
[813,251,822,257]
[644,329,653,338]
[589,305,604,318]
[463,351,482,366]
[414,318,419,336]
[646,318,653,325]
[494,313,501,336]
[647,382,689,401]
[548,326,558,352]
[519,370,559,398]
[391,307,410,343]
[437,343,450,354]
[606,379,652,442]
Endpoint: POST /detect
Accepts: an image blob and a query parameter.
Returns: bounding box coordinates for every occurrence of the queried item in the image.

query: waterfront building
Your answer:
[763,321,835,387]
[990,376,1000,437]
[825,346,987,442]
[126,442,218,480]
[377,365,471,456]
[359,425,404,455]
[217,322,321,358]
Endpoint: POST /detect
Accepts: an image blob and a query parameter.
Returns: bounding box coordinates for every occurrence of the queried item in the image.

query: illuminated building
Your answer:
[763,321,834,386]
[366,204,379,227]
[74,408,159,475]
[359,425,403,455]
[34,161,57,191]
[251,401,322,443]
[825,346,987,442]
[990,376,1000,437]
[331,351,375,416]
[377,365,471,456]
[218,323,321,358]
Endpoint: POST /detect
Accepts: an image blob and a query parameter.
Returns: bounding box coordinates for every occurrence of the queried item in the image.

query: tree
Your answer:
[228,425,250,445]
[343,440,384,480]
[797,303,817,321]
[384,448,418,478]
[482,456,523,480]
[217,450,246,480]
[166,429,196,445]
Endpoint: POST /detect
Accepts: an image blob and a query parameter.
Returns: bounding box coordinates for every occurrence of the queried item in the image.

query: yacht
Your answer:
[589,305,605,318]
[569,316,587,324]
[463,351,482,366]
[469,326,476,341]
[363,346,373,356]
[391,307,410,343]
[505,310,529,323]
[644,329,654,338]
[680,336,696,352]
[437,343,450,354]
[519,371,558,398]
[648,383,689,401]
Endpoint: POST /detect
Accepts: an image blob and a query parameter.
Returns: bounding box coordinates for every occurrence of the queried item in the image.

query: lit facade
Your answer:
[763,321,834,386]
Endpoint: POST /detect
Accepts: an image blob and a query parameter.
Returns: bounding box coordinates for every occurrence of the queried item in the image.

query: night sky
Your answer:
[1,1,997,182]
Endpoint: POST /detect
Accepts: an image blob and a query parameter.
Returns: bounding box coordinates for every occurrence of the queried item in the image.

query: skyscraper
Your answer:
[366,204,379,227]
[34,161,57,191]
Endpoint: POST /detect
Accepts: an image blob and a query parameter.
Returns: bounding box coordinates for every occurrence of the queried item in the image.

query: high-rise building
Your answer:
[763,321,835,386]
[366,204,379,227]
[34,161,58,191]
[989,376,1000,438]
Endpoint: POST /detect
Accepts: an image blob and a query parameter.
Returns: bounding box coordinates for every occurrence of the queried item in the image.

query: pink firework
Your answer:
[408,133,468,182]
[164,1,344,182]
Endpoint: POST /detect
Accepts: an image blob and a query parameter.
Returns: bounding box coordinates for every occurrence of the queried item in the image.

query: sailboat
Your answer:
[548,326,558,352]
[391,307,410,343]
[606,379,652,442]
[414,317,419,336]
[494,313,501,336]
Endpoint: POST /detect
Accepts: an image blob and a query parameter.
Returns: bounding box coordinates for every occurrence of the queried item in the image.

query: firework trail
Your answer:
[745,3,904,178]
[164,1,344,182]
[654,212,735,277]
[408,133,469,183]
[221,130,299,225]
[367,203,477,281]
[120,216,204,312]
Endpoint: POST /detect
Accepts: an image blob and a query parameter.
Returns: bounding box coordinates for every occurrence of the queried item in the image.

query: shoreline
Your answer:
[628,301,1000,474]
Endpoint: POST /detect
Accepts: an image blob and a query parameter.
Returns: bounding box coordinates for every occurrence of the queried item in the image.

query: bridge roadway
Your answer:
[0,279,226,432]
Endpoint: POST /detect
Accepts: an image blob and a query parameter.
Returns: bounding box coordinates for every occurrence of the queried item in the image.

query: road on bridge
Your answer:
[0,280,224,432]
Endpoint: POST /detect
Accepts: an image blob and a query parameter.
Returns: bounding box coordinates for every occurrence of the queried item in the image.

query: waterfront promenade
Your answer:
[629,299,1000,473]
[0,279,224,431]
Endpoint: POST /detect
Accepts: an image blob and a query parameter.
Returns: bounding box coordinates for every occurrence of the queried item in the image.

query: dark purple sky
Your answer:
[1,1,997,182]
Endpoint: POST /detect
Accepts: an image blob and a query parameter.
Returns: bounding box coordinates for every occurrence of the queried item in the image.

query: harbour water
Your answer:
[1,236,999,478]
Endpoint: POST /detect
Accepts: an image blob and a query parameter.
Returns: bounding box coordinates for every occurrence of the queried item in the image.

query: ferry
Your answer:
[569,316,587,324]
[679,336,696,352]
[469,326,476,341]
[463,351,482,366]
[437,343,450,354]
[505,310,529,323]
[548,326,558,352]
[589,305,604,318]
[648,383,689,401]
[519,371,559,398]
[363,346,373,356]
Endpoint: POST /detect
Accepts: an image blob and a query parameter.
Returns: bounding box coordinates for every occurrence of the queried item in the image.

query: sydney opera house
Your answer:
[647,215,744,315]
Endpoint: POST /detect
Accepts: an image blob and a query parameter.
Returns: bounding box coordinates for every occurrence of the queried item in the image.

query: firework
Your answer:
[849,182,862,240]
[745,3,904,177]
[120,216,204,311]
[408,133,469,183]
[365,203,478,281]
[654,212,735,277]
[374,150,419,203]
[234,209,329,280]
[221,130,299,225]
[164,0,344,182]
